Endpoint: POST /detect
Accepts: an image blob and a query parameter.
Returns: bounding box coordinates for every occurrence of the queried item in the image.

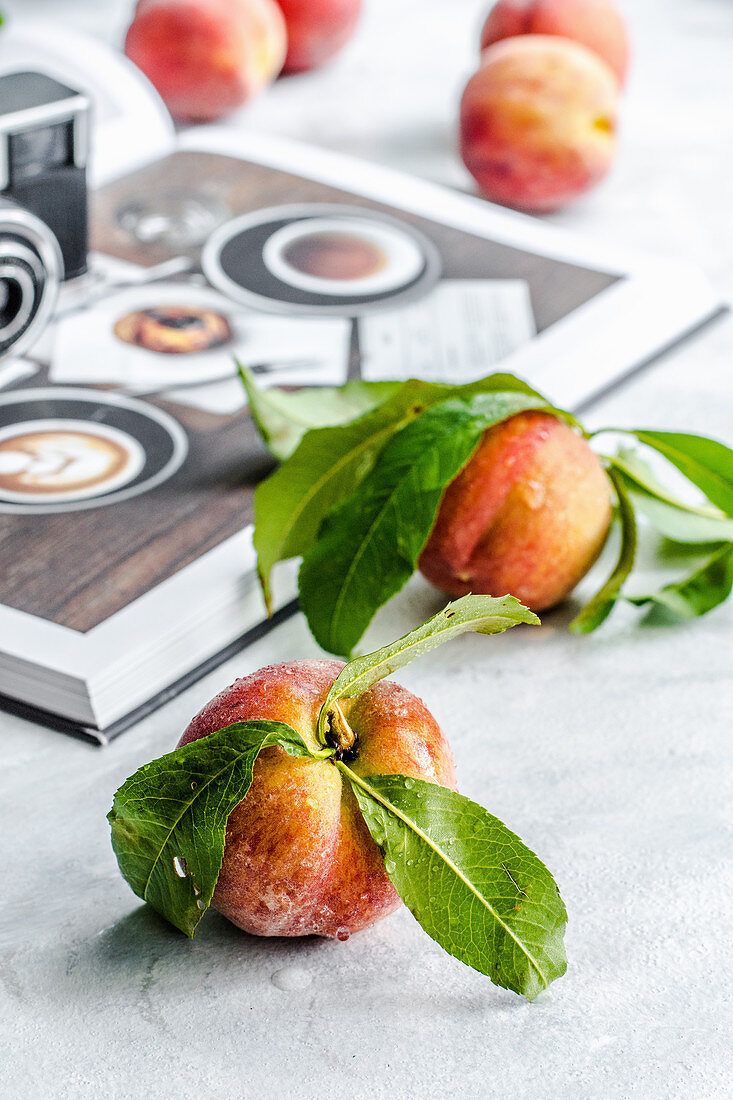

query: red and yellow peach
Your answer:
[419,411,612,612]
[125,0,287,123]
[276,0,363,74]
[480,0,630,87]
[179,659,456,938]
[460,36,619,211]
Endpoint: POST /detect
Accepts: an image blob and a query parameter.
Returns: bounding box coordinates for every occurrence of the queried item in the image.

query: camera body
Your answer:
[0,71,90,359]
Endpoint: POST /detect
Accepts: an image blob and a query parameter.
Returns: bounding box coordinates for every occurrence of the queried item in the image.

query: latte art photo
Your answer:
[0,422,144,502]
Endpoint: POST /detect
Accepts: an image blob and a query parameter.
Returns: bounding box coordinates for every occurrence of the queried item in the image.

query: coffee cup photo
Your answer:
[261,216,425,297]
[202,203,442,315]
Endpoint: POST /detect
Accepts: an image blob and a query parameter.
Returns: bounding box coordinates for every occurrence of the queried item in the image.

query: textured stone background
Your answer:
[1,2,732,1097]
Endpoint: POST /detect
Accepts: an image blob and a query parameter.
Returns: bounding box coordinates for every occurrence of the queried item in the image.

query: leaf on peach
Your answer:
[344,768,567,1001]
[627,541,733,620]
[108,721,321,936]
[318,593,538,743]
[625,429,733,516]
[299,391,551,656]
[251,372,551,614]
[238,361,403,462]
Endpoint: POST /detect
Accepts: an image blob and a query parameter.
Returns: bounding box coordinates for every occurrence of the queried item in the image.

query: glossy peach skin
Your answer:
[480,0,630,87]
[460,36,619,212]
[179,660,456,938]
[276,0,363,74]
[125,0,287,123]
[419,411,612,612]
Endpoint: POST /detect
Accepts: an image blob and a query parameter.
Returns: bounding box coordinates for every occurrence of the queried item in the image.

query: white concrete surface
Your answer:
[1,2,732,1097]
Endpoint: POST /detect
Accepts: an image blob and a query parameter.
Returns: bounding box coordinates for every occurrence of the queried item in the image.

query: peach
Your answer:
[480,0,630,86]
[460,36,619,212]
[276,0,363,74]
[124,0,287,123]
[178,659,456,938]
[419,411,612,612]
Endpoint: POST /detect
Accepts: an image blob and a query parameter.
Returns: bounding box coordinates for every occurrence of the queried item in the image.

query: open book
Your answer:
[0,22,723,743]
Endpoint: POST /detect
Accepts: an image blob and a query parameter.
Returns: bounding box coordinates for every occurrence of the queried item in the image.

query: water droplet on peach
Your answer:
[336,927,350,942]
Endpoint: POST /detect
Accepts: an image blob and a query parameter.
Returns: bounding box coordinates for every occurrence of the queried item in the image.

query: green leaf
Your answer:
[253,379,444,612]
[626,484,733,543]
[107,721,321,936]
[299,391,550,656]
[343,768,567,1000]
[253,372,552,612]
[628,541,733,619]
[605,448,733,542]
[239,362,402,462]
[318,594,538,743]
[622,430,733,516]
[608,448,723,518]
[570,467,637,634]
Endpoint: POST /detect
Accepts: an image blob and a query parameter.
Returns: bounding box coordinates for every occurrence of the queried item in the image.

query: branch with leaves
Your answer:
[109,596,566,1001]
[240,365,733,655]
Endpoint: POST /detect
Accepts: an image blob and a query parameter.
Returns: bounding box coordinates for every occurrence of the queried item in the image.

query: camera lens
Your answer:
[0,200,62,359]
[0,267,34,342]
[0,277,16,321]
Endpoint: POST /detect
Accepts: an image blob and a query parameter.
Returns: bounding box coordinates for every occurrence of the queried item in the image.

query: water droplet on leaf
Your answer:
[173,856,187,878]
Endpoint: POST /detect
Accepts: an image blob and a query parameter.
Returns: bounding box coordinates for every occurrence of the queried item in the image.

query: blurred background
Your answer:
[4,0,732,292]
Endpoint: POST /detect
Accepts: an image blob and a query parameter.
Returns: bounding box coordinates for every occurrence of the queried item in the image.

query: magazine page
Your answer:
[0,40,722,731]
[0,131,720,638]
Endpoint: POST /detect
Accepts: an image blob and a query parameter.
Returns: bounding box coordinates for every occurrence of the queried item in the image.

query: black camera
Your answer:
[0,70,90,359]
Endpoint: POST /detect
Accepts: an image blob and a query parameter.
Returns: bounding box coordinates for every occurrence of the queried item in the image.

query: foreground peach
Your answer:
[419,411,612,612]
[276,0,363,73]
[480,0,630,86]
[125,0,287,123]
[178,660,456,938]
[460,36,618,212]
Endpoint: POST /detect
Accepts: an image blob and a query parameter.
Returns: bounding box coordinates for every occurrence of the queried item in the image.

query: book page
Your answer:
[359,279,535,383]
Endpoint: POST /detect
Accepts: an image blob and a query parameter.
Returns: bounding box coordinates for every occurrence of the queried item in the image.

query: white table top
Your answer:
[2,1,732,1097]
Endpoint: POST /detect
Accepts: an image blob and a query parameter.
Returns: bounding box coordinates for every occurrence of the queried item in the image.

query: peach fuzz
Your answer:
[460,36,619,212]
[179,660,456,938]
[125,0,287,123]
[480,0,630,86]
[419,411,612,612]
[276,0,363,74]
